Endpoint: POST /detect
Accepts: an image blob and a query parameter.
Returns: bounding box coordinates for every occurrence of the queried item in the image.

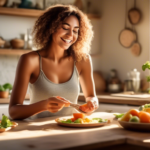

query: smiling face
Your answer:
[52,15,80,50]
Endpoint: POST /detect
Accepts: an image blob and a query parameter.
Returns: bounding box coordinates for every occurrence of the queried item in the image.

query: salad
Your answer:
[118,103,150,123]
[0,115,13,129]
[57,113,108,124]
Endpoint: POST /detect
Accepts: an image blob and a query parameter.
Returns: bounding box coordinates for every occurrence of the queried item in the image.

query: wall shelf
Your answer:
[0,7,100,19]
[0,49,32,56]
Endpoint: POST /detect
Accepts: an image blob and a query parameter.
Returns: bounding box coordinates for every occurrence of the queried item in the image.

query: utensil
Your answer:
[69,103,91,115]
[128,0,141,25]
[119,0,136,48]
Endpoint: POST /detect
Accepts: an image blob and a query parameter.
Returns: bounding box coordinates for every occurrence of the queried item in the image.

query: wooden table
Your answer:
[0,112,150,150]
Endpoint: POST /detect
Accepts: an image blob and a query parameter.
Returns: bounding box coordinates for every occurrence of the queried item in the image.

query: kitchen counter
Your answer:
[79,93,150,106]
[0,112,150,150]
[1,93,150,106]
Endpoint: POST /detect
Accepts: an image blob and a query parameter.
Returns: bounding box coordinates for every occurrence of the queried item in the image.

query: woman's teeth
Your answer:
[62,39,71,43]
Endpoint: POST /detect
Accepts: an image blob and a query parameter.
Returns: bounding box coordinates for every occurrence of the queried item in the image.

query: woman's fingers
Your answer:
[48,104,65,113]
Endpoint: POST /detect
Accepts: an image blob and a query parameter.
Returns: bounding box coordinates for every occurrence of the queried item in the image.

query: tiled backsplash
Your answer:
[0,55,19,85]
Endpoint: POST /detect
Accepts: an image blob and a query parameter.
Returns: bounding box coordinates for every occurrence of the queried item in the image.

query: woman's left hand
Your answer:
[87,99,99,112]
[80,97,99,113]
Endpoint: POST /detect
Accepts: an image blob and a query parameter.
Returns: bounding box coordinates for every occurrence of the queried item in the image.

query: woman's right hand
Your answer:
[46,96,70,113]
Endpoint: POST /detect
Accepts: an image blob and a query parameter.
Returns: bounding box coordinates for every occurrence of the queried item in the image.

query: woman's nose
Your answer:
[67,29,73,36]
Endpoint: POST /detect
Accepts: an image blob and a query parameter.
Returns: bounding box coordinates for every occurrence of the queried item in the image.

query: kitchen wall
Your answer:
[0,0,149,86]
[90,0,150,81]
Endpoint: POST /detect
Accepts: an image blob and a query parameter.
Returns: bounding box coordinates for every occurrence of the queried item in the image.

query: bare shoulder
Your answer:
[19,51,39,66]
[76,54,92,74]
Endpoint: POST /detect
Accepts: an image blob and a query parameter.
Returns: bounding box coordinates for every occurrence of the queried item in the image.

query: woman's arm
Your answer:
[77,55,99,112]
[9,53,69,120]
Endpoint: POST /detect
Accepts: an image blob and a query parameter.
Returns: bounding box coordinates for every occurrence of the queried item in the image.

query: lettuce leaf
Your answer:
[0,115,13,128]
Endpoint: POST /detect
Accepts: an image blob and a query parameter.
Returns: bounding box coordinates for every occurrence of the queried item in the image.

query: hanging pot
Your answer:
[130,29,141,56]
[128,0,141,25]
[119,28,136,48]
[119,0,136,48]
[130,42,141,56]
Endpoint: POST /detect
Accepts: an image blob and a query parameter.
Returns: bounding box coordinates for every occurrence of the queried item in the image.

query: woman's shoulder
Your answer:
[19,50,39,66]
[76,54,91,66]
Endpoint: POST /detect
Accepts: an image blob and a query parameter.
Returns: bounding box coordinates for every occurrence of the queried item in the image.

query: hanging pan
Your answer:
[130,27,141,56]
[128,0,141,25]
[119,0,136,48]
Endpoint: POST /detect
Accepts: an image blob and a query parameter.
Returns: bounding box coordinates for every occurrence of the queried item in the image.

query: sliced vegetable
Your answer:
[79,103,88,112]
[92,118,107,123]
[0,115,13,128]
[130,109,139,117]
[74,118,83,123]
[73,113,85,120]
[129,116,140,123]
[61,119,73,124]
[114,113,124,119]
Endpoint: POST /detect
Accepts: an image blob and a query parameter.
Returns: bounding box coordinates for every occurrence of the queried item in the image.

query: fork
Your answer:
[69,103,91,115]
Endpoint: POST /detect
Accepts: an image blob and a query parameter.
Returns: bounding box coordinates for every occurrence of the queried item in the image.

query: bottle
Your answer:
[107,69,121,93]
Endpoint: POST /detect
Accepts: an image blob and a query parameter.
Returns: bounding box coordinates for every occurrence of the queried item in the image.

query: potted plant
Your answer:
[142,61,150,93]
[0,83,12,98]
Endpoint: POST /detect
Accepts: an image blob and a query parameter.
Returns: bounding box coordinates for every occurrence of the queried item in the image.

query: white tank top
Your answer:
[29,51,80,119]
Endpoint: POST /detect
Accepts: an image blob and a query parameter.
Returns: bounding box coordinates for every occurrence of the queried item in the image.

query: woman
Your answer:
[9,4,99,120]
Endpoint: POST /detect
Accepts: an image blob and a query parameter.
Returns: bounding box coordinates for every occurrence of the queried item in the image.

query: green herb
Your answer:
[74,118,82,123]
[61,119,73,124]
[142,61,150,93]
[113,113,124,119]
[0,83,12,92]
[92,118,107,122]
[0,115,13,128]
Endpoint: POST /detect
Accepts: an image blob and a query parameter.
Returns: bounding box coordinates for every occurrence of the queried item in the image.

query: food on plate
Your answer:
[79,103,88,112]
[129,116,140,123]
[139,104,150,113]
[120,111,132,122]
[0,115,13,128]
[139,111,150,123]
[119,104,150,123]
[56,113,108,124]
[113,113,124,119]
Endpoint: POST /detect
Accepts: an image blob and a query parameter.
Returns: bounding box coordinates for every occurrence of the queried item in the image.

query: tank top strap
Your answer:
[74,61,79,77]
[36,51,42,70]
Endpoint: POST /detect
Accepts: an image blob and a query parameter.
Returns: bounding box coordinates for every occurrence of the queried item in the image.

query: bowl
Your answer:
[10,38,24,49]
[118,120,150,132]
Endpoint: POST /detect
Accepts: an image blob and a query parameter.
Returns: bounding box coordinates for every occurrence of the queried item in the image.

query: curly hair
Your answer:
[32,4,93,61]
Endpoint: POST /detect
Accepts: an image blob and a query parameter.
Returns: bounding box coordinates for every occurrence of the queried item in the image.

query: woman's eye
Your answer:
[73,30,79,34]
[62,27,68,30]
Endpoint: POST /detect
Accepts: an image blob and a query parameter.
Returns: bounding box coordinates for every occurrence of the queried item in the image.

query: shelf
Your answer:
[0,7,100,19]
[0,7,44,17]
[0,49,32,56]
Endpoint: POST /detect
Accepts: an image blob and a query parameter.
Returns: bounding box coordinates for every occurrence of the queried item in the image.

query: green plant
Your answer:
[0,83,12,92]
[142,61,150,93]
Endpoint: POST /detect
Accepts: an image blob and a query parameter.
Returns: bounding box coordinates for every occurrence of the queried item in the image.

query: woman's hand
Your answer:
[46,96,70,113]
[80,97,99,113]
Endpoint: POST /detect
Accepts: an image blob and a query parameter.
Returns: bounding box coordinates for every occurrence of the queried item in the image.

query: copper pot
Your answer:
[10,38,24,49]
[0,91,9,98]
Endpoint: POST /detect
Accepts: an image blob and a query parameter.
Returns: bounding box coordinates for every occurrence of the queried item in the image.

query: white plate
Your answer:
[55,118,110,128]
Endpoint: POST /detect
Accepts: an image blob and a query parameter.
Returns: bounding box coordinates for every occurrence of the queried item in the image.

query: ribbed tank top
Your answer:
[29,52,80,119]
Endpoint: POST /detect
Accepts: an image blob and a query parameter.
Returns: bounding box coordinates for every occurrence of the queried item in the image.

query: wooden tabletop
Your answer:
[0,112,150,150]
